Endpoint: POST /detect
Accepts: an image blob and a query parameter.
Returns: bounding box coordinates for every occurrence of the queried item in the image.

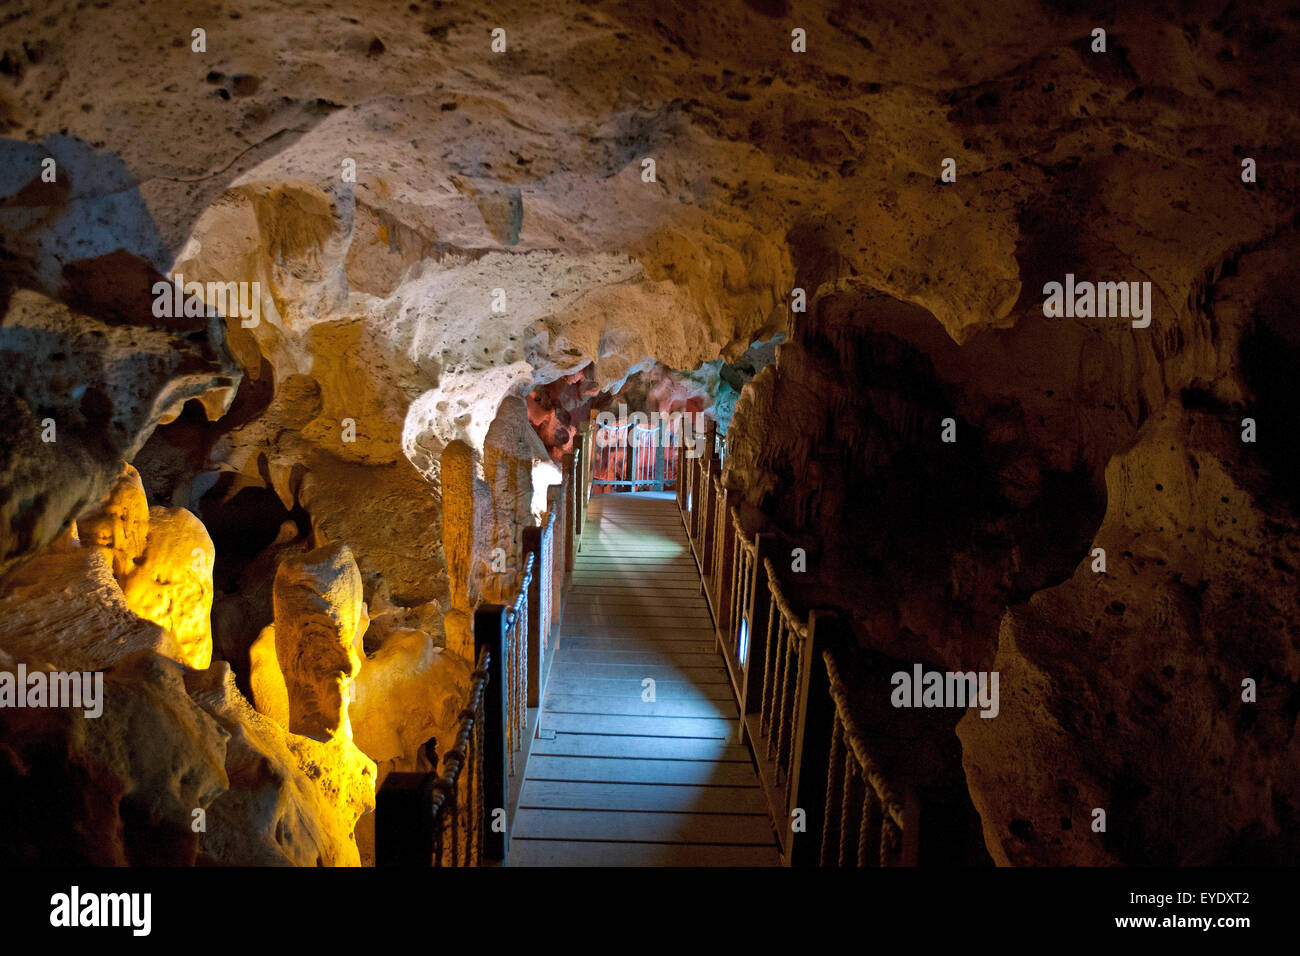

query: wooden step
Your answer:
[509,840,779,867]
[559,638,716,654]
[511,808,775,844]
[545,677,737,702]
[553,647,720,667]
[543,693,735,720]
[519,780,768,814]
[537,712,738,739]
[524,755,756,785]
[530,732,750,761]
[543,661,730,683]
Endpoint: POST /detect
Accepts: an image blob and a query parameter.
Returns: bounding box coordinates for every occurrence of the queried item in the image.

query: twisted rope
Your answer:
[820,714,844,866]
[821,648,907,831]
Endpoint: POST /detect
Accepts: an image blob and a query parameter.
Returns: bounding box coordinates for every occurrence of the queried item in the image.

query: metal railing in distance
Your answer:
[590,418,680,493]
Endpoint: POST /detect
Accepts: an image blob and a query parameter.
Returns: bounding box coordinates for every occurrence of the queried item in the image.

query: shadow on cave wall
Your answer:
[751,293,1106,670]
[0,134,243,579]
[1237,284,1300,513]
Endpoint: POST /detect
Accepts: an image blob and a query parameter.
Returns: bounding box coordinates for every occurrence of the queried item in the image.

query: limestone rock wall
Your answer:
[724,190,1300,867]
[0,465,382,865]
[0,0,1297,867]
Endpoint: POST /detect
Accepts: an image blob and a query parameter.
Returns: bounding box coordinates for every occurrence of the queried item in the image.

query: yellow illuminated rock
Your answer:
[190,663,376,867]
[272,543,367,741]
[440,441,475,661]
[351,628,471,775]
[121,507,216,670]
[77,463,149,580]
[249,624,290,729]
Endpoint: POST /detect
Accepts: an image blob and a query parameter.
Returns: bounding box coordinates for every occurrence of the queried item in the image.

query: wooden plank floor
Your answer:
[510,492,779,867]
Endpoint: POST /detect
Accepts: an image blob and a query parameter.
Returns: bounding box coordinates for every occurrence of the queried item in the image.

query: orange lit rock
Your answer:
[482,395,553,601]
[0,650,229,865]
[272,543,367,741]
[440,441,475,661]
[0,286,239,581]
[349,626,470,866]
[121,506,216,670]
[190,663,376,867]
[0,546,181,670]
[957,397,1300,865]
[249,624,290,730]
[351,627,472,776]
[76,463,149,581]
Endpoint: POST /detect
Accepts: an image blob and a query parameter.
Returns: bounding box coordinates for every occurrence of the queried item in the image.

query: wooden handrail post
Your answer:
[577,425,591,539]
[681,452,691,512]
[546,484,562,634]
[562,452,576,578]
[677,429,690,511]
[701,473,718,578]
[475,604,509,865]
[741,533,776,716]
[714,497,734,641]
[522,526,544,708]
[654,417,666,491]
[901,788,921,866]
[586,421,595,508]
[787,611,838,866]
[689,455,703,540]
[573,442,584,540]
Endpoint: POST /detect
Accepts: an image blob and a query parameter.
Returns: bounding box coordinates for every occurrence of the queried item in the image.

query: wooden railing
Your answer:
[676,424,919,867]
[752,559,811,819]
[821,649,920,867]
[377,424,595,866]
[504,552,534,776]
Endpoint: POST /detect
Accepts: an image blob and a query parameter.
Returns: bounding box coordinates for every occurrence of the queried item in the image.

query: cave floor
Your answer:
[509,493,779,866]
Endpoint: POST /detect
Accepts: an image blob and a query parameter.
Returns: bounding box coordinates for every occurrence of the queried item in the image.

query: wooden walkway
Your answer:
[510,492,779,866]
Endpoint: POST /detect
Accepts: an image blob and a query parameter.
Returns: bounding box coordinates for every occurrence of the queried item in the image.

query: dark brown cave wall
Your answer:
[727,288,1116,673]
[724,226,1300,864]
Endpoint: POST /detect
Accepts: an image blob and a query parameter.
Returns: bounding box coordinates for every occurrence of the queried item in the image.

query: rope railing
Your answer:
[727,507,756,671]
[674,439,919,867]
[428,643,489,866]
[757,556,809,789]
[712,481,733,616]
[503,552,534,777]
[820,648,916,867]
[376,643,490,867]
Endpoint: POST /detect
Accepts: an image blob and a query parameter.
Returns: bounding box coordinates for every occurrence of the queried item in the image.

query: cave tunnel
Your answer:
[0,0,1295,939]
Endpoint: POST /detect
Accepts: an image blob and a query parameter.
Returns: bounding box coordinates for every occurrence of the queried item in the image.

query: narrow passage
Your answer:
[510,493,778,866]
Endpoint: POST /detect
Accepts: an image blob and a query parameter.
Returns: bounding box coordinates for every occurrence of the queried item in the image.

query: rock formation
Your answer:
[121,507,216,670]
[271,543,367,741]
[77,463,151,580]
[189,663,375,867]
[0,0,1297,868]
